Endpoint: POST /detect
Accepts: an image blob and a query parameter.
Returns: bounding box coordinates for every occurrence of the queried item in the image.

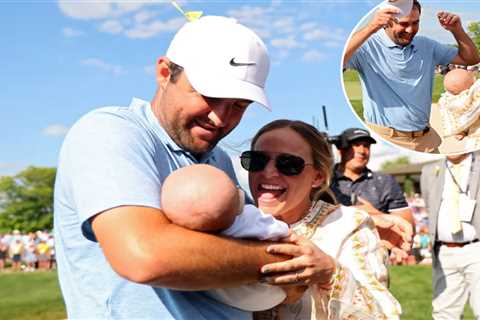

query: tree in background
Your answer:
[403,175,415,197]
[380,156,410,171]
[380,156,415,196]
[0,167,56,232]
[468,21,480,50]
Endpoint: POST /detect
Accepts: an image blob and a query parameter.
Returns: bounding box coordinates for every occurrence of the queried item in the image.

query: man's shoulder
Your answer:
[366,170,400,188]
[412,35,432,43]
[67,101,158,145]
[77,103,148,130]
[369,170,392,180]
[358,31,384,53]
[412,35,446,51]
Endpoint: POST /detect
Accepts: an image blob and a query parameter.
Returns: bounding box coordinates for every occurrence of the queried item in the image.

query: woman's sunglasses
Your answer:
[240,150,312,176]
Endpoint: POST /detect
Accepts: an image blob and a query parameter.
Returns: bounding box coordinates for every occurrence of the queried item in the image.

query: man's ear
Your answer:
[156,57,171,89]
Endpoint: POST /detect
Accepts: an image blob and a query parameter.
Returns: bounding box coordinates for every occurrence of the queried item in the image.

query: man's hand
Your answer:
[437,12,462,33]
[260,233,336,287]
[343,7,399,68]
[371,214,413,252]
[368,7,400,32]
[446,11,480,66]
[353,196,383,216]
[389,247,409,265]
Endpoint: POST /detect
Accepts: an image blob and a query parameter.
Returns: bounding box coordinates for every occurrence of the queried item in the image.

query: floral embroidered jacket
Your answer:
[259,200,402,320]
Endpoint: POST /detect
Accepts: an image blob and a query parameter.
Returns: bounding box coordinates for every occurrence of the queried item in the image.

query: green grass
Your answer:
[342,70,445,121]
[0,267,475,319]
[0,271,66,320]
[390,265,475,320]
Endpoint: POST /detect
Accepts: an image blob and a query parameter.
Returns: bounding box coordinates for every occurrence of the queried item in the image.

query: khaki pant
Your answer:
[366,122,441,153]
[432,242,480,319]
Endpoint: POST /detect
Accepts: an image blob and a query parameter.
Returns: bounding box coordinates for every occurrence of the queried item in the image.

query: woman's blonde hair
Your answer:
[251,119,336,203]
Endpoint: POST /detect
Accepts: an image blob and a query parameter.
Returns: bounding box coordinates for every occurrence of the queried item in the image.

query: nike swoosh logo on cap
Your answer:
[229,58,256,67]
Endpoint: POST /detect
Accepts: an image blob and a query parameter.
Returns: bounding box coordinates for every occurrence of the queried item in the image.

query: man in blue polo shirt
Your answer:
[54,16,341,319]
[343,0,480,152]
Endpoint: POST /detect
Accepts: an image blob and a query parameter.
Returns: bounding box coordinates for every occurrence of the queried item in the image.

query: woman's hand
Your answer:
[260,233,335,287]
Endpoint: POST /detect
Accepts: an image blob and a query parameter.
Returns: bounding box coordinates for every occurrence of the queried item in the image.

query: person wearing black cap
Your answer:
[330,128,414,227]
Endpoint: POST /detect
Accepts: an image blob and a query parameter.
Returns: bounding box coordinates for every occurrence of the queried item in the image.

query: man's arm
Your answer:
[438,12,480,66]
[354,196,413,252]
[355,196,414,229]
[343,8,399,68]
[92,205,286,290]
[390,207,415,226]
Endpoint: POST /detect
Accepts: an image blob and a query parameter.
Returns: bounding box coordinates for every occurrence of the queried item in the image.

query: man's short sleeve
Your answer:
[429,37,458,65]
[385,175,409,212]
[346,45,364,70]
[58,110,164,241]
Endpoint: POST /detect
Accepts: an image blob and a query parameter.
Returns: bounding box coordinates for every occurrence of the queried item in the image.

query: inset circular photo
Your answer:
[342,0,480,154]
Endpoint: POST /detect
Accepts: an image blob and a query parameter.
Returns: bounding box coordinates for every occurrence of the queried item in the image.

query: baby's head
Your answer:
[161,164,242,232]
[444,68,476,95]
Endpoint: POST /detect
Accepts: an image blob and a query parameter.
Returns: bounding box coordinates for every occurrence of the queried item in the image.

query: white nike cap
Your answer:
[379,0,413,18]
[166,16,270,109]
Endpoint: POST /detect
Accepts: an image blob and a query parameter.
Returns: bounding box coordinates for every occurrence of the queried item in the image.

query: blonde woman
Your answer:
[242,120,402,319]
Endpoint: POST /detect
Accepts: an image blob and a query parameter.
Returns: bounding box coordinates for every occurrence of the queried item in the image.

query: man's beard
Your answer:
[393,32,414,46]
[165,113,223,155]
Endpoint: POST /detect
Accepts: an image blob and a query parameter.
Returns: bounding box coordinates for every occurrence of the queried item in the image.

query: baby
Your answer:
[161,163,243,233]
[438,68,480,140]
[161,164,290,311]
[161,164,289,240]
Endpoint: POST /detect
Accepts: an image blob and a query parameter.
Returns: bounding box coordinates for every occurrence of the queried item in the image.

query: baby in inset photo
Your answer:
[438,68,480,141]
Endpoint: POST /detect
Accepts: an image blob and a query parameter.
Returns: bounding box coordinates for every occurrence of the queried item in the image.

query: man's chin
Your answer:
[395,37,413,46]
[188,137,220,155]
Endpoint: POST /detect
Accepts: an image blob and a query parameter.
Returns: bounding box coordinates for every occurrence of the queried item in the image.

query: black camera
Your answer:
[327,134,349,149]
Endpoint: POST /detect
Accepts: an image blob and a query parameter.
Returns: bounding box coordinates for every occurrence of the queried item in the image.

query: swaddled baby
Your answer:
[438,68,480,140]
[161,164,290,311]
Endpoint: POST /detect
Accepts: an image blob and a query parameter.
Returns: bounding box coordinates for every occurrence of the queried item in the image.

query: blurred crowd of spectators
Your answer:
[436,63,480,75]
[0,230,55,272]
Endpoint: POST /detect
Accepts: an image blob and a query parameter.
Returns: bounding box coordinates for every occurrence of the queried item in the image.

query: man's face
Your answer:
[341,139,371,173]
[158,71,251,155]
[385,7,420,46]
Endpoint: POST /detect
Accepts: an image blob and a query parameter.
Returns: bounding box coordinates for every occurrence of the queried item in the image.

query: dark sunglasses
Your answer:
[240,150,312,176]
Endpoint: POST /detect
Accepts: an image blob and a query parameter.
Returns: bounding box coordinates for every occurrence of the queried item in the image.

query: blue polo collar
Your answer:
[130,97,215,163]
[378,28,416,49]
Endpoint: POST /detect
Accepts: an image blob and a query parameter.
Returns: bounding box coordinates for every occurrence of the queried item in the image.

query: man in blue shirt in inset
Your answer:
[344,0,480,152]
